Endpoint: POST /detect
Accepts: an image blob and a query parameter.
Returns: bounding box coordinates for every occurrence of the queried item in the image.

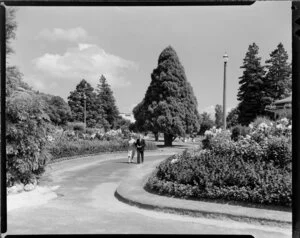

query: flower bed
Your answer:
[145,118,292,207]
[49,136,157,161]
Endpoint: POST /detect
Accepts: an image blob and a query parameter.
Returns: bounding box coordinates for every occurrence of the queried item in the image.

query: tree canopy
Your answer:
[237,43,266,126]
[68,79,104,128]
[226,107,239,128]
[199,112,214,135]
[133,46,200,146]
[263,43,291,101]
[96,75,120,129]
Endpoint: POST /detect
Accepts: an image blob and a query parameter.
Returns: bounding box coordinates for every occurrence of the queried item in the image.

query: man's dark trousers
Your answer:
[136,138,145,164]
[137,150,144,163]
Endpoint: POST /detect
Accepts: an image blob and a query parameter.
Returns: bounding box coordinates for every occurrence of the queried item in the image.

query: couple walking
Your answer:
[128,134,146,164]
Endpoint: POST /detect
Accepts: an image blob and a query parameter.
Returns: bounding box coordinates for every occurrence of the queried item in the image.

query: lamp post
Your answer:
[223,53,229,130]
[83,92,87,133]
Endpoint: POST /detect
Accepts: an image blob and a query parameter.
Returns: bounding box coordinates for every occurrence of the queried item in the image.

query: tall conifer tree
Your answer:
[68,79,102,128]
[264,43,292,101]
[96,75,120,129]
[133,46,200,146]
[237,43,266,125]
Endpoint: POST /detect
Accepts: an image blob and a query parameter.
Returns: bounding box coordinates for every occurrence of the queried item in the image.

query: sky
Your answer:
[9,2,291,118]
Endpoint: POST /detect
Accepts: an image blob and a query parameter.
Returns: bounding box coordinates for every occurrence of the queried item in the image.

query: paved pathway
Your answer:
[6,145,291,237]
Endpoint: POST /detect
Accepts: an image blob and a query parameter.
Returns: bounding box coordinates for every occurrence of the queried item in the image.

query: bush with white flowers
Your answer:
[145,116,292,207]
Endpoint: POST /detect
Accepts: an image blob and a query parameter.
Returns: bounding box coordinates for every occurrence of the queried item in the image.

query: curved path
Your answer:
[7,144,291,237]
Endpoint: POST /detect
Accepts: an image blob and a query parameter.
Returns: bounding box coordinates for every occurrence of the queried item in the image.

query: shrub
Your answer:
[6,91,52,186]
[264,136,292,169]
[66,122,85,132]
[231,125,250,141]
[251,116,274,129]
[146,148,291,207]
[150,118,292,207]
[49,136,157,161]
[199,121,214,135]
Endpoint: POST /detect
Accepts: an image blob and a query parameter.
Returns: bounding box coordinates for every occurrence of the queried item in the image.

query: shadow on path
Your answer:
[114,161,139,165]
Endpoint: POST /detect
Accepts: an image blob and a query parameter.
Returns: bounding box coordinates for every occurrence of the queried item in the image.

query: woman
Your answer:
[128,135,136,163]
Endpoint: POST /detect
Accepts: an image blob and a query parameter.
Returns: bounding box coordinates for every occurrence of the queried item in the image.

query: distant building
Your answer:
[119,113,135,123]
[265,95,292,119]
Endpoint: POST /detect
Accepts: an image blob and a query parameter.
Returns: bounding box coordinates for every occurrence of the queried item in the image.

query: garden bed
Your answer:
[145,118,292,208]
[49,138,157,162]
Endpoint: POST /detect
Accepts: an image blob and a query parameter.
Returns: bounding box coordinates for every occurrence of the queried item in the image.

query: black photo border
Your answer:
[1,1,298,238]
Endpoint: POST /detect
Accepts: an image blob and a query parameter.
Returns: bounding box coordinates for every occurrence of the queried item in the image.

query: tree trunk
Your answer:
[164,133,173,146]
[154,132,159,141]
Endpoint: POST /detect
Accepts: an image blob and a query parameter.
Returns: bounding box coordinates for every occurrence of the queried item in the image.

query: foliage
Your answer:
[6,66,31,97]
[146,118,292,207]
[68,122,86,132]
[68,79,106,128]
[146,146,291,207]
[96,75,120,129]
[264,43,292,101]
[6,7,17,56]
[231,125,250,141]
[237,43,267,126]
[214,104,223,128]
[6,91,52,186]
[133,46,200,146]
[49,135,157,160]
[41,95,72,126]
[113,116,131,136]
[199,112,214,135]
[226,107,239,128]
[5,9,52,186]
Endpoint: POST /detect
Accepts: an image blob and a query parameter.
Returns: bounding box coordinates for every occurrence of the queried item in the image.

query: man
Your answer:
[136,134,146,164]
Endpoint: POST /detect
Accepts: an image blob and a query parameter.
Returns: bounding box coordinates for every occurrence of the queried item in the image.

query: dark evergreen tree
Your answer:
[237,43,266,126]
[215,104,223,128]
[264,43,292,101]
[96,75,120,129]
[68,79,104,128]
[226,107,239,128]
[134,46,200,146]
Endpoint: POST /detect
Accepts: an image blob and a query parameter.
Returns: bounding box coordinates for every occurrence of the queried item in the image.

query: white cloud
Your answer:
[37,27,89,42]
[32,44,138,87]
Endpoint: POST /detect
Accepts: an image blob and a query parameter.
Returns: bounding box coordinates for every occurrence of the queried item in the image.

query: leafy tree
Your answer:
[215,104,223,128]
[199,112,214,135]
[96,75,120,129]
[6,90,51,185]
[133,46,200,146]
[113,116,131,137]
[43,95,72,126]
[226,107,239,128]
[237,43,267,126]
[5,8,31,97]
[5,8,53,185]
[264,43,292,101]
[6,7,17,56]
[6,66,31,97]
[68,79,105,128]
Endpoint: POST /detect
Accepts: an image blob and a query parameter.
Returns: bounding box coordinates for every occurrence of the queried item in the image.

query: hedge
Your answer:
[49,138,157,161]
[145,149,291,207]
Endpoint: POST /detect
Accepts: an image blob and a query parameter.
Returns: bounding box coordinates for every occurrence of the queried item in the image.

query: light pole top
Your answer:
[223,53,229,63]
